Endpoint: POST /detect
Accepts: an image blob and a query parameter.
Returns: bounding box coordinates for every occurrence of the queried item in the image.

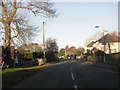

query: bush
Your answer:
[33,52,43,59]
[45,51,58,63]
[106,52,120,65]
[95,50,105,63]
[64,55,69,59]
[24,52,33,60]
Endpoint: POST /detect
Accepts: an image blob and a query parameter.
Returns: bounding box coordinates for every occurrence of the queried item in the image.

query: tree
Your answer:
[110,31,118,37]
[0,0,56,47]
[84,31,103,46]
[65,45,69,55]
[17,44,27,54]
[27,43,42,52]
[67,46,76,56]
[17,43,42,54]
[58,48,65,57]
[46,38,58,53]
[76,46,85,56]
[45,38,58,62]
[0,0,56,66]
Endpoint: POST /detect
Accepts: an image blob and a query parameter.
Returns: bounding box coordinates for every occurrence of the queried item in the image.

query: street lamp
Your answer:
[95,25,99,28]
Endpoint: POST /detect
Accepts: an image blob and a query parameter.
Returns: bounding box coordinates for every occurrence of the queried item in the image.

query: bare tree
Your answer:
[84,31,103,46]
[0,0,56,67]
[17,44,27,54]
[0,0,56,47]
[17,43,42,54]
[110,31,118,37]
[76,46,85,56]
[65,45,69,55]
[67,46,76,56]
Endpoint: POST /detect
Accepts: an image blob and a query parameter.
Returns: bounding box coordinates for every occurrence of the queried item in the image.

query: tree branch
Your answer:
[1,1,9,21]
[10,0,17,21]
[10,21,20,39]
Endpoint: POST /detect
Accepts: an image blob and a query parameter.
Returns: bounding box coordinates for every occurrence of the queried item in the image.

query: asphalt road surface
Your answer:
[11,59,119,88]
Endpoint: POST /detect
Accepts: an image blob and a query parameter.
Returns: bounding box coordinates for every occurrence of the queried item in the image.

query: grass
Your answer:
[2,60,60,89]
[2,66,44,88]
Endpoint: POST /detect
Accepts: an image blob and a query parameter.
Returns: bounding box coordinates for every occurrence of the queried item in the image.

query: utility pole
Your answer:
[103,31,106,63]
[43,22,46,63]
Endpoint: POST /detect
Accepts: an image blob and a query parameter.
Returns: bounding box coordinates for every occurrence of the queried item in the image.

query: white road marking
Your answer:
[74,85,78,90]
[71,72,74,80]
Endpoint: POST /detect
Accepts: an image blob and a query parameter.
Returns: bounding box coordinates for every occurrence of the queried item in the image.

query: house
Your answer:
[86,30,120,54]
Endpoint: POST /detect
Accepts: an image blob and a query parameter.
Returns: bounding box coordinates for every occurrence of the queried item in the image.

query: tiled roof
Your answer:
[97,34,120,43]
[87,34,120,47]
[87,41,95,47]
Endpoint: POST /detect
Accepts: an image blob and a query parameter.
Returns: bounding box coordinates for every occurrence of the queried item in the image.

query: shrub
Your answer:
[45,51,58,62]
[33,52,43,59]
[24,52,33,60]
[95,50,105,63]
[64,55,69,59]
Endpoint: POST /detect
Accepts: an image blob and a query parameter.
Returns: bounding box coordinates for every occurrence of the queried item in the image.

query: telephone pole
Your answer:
[43,22,46,63]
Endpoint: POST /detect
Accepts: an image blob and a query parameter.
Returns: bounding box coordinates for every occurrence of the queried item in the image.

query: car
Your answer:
[0,57,2,63]
[0,57,4,67]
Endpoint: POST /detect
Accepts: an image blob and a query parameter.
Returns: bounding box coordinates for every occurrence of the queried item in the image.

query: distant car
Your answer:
[77,56,81,59]
[59,56,64,59]
[70,55,74,59]
[68,57,70,59]
[76,56,81,59]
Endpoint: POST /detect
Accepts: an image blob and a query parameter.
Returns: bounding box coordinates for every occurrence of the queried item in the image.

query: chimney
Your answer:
[90,38,94,42]
[104,30,108,36]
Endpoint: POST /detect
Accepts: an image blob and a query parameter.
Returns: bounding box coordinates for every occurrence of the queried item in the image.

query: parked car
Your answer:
[0,57,2,63]
[0,57,2,66]
[70,55,74,59]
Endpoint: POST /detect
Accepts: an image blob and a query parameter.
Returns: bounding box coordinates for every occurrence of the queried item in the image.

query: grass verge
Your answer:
[2,61,58,88]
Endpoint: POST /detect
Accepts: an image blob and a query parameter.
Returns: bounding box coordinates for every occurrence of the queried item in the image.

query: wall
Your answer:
[92,42,120,54]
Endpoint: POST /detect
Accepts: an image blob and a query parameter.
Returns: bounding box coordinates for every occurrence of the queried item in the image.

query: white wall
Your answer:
[87,41,120,54]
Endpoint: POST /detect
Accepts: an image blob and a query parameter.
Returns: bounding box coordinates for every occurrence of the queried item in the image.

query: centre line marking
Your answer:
[71,72,74,80]
[74,85,78,90]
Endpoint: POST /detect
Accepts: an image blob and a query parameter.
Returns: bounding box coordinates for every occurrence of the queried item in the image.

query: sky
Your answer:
[0,1,118,50]
[31,2,118,50]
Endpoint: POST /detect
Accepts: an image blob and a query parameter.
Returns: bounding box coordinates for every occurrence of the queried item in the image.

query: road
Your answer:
[11,59,119,88]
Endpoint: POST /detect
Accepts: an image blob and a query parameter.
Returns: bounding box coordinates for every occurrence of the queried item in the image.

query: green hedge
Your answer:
[64,55,69,59]
[106,52,120,65]
[24,52,44,60]
[24,52,33,60]
[95,50,120,65]
[45,51,58,62]
[24,51,59,63]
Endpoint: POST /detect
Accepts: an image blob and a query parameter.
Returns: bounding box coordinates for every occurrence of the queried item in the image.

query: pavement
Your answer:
[89,61,119,71]
[9,59,119,88]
